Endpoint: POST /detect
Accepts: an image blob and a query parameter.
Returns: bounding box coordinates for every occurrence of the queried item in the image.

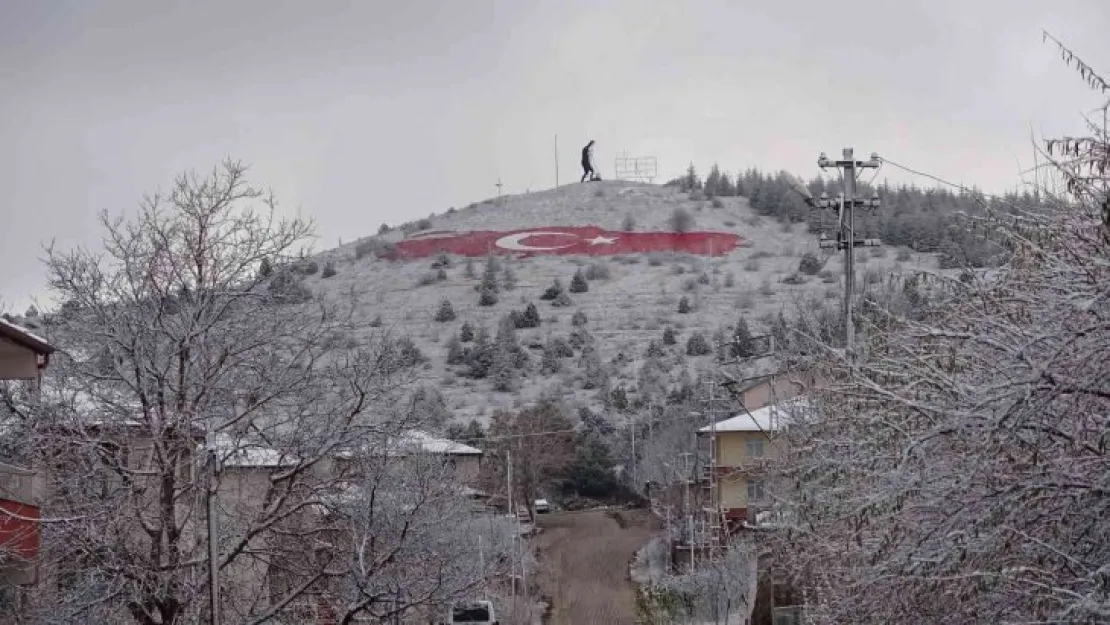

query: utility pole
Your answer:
[205,431,221,625]
[813,148,882,355]
[629,413,637,491]
[496,178,503,201]
[680,452,694,572]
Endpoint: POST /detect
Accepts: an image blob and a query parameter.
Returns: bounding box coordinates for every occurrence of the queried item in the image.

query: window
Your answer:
[747,478,765,503]
[746,437,764,458]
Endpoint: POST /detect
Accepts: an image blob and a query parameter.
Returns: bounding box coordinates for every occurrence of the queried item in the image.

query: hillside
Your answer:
[294,180,938,424]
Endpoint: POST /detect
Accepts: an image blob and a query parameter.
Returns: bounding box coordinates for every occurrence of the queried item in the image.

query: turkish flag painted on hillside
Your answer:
[381,227,742,260]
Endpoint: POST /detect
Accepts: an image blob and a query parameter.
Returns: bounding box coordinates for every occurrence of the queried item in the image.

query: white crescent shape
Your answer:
[495,231,580,252]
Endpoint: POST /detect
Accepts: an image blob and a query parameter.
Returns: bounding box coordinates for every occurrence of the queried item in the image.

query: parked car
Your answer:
[534,498,550,514]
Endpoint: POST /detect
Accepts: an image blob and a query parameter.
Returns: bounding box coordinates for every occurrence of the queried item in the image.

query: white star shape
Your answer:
[586,235,618,245]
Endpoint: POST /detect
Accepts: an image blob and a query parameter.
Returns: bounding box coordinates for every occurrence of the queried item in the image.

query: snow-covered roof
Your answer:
[212,434,299,468]
[394,430,482,456]
[0,318,54,355]
[698,397,810,434]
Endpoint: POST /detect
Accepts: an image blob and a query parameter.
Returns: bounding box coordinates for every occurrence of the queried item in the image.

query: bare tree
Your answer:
[1,161,502,624]
[767,45,1110,624]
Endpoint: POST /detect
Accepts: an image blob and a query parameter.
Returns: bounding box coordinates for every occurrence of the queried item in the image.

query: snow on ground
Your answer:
[302,181,938,423]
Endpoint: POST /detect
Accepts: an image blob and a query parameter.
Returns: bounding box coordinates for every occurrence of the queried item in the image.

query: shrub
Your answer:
[459,322,475,342]
[688,190,706,202]
[711,197,725,209]
[431,253,452,269]
[645,341,665,358]
[662,326,677,346]
[478,284,498,307]
[697,272,710,285]
[501,265,516,291]
[416,272,439,287]
[896,247,913,261]
[378,223,390,234]
[782,273,806,285]
[515,302,541,328]
[552,290,573,307]
[759,279,774,296]
[569,269,589,293]
[585,262,611,280]
[446,335,466,365]
[682,278,698,292]
[434,299,456,322]
[321,260,337,278]
[621,214,636,231]
[670,207,695,232]
[258,257,273,278]
[571,310,588,326]
[685,332,712,356]
[541,279,565,301]
[798,252,823,275]
[436,268,448,281]
[550,337,574,357]
[369,315,383,328]
[415,218,433,231]
[724,272,735,288]
[731,317,756,358]
[464,258,476,278]
[677,296,692,314]
[871,246,887,258]
[744,259,761,272]
[647,254,665,267]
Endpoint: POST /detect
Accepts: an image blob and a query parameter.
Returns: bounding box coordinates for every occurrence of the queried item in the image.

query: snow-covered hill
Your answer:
[299,180,936,422]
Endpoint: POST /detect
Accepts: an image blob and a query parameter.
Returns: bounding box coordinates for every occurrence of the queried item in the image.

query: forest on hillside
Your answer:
[667,164,1041,269]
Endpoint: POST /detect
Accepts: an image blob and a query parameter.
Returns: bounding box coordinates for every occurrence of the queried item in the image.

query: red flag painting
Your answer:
[381,227,742,260]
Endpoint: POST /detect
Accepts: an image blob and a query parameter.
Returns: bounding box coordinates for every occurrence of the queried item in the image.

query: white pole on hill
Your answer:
[555,134,559,187]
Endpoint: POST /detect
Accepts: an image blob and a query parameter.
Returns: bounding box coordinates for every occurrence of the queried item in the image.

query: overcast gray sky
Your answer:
[2,0,1107,311]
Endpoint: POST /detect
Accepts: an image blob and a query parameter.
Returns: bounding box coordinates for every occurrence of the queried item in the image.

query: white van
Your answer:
[448,600,498,624]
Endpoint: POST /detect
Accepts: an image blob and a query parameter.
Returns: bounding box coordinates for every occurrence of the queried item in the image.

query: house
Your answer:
[697,398,809,531]
[390,430,484,485]
[0,319,54,591]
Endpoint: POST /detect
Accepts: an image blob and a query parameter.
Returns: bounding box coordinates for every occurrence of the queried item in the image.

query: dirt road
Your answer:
[532,508,662,625]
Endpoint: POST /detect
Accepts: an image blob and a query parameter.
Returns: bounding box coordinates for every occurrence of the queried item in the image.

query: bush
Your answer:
[697,272,710,285]
[431,253,452,269]
[436,268,448,281]
[585,262,611,280]
[647,253,665,267]
[515,302,541,329]
[552,290,573,307]
[621,214,636,231]
[645,340,665,358]
[782,273,806,285]
[677,296,691,314]
[711,197,725,209]
[685,332,712,356]
[682,278,698,292]
[550,337,574,357]
[798,252,823,275]
[459,322,475,342]
[415,218,433,231]
[670,207,695,233]
[434,299,456,322]
[759,279,774,296]
[378,223,390,234]
[896,247,913,261]
[724,272,735,288]
[321,260,337,278]
[369,315,383,328]
[541,279,565,301]
[478,284,498,307]
[737,290,755,310]
[446,335,466,364]
[571,310,588,326]
[732,317,756,358]
[662,326,677,346]
[744,259,761,272]
[464,258,476,279]
[569,269,589,293]
[871,246,887,258]
[416,272,439,287]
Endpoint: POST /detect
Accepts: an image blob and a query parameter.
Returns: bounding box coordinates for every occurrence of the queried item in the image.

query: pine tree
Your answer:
[569,269,589,293]
[704,164,722,197]
[540,342,562,374]
[645,340,665,358]
[677,296,691,314]
[662,326,677,346]
[258,257,273,278]
[686,331,712,356]
[491,316,527,392]
[465,327,494,379]
[464,257,476,279]
[434,299,456,322]
[459,321,475,342]
[446,335,466,365]
[571,310,587,326]
[732,317,756,358]
[478,284,498,306]
[581,345,607,390]
[501,265,517,291]
[321,260,337,278]
[519,302,541,328]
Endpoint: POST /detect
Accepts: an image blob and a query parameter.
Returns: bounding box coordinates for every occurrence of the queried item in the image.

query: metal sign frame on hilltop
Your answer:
[613,153,658,183]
